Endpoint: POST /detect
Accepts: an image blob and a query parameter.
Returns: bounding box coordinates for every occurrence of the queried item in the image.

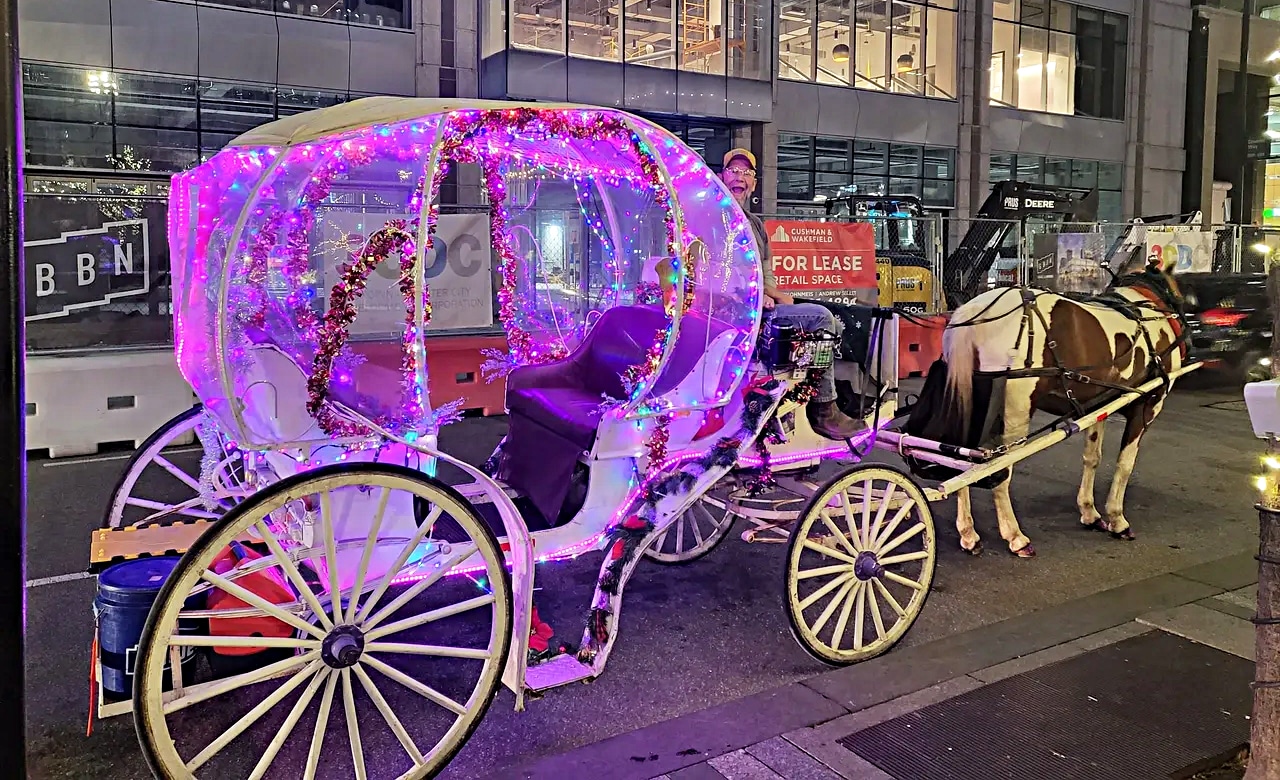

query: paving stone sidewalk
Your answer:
[504,552,1260,780]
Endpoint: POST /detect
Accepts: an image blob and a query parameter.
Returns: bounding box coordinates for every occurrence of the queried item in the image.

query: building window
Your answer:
[23,64,353,173]
[990,0,1126,119]
[193,0,409,29]
[778,0,958,99]
[505,0,771,80]
[990,153,1124,220]
[779,133,956,207]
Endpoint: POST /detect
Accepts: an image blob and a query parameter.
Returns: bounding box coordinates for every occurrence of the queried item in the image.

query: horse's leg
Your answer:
[1102,396,1163,540]
[992,378,1036,556]
[955,486,982,554]
[992,468,1035,556]
[1077,425,1106,528]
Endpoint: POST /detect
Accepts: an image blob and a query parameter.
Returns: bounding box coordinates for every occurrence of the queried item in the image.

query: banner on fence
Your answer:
[1031,233,1109,294]
[762,220,878,305]
[320,212,495,333]
[1145,229,1213,274]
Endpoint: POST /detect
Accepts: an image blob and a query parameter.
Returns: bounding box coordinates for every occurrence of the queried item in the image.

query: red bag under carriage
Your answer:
[206,541,297,655]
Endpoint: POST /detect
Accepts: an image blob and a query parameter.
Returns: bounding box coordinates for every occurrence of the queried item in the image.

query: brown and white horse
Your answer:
[940,263,1185,557]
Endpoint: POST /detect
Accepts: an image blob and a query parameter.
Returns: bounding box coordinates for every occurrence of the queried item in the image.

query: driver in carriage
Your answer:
[720,148,865,440]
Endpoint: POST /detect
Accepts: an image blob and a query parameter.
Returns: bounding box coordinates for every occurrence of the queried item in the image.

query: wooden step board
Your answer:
[89,520,219,571]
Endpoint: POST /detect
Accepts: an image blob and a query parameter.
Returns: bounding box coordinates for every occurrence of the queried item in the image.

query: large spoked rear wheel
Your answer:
[784,465,935,666]
[643,493,737,565]
[105,404,244,529]
[133,463,512,779]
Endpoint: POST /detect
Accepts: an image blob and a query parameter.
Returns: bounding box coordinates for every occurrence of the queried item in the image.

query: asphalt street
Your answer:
[24,375,1262,780]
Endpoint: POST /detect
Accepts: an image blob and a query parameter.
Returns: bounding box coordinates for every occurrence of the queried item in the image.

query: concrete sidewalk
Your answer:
[504,551,1260,780]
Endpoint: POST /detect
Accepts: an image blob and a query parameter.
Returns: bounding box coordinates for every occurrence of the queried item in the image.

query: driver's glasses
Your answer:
[724,166,756,178]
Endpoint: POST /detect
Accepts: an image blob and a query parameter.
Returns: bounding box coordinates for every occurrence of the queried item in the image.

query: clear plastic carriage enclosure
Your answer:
[168,98,764,451]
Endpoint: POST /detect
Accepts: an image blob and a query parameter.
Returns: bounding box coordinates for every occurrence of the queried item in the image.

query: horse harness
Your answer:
[964,274,1189,422]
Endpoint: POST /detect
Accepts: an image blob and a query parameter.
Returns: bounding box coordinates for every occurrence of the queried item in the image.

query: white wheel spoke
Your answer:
[690,509,705,546]
[361,655,468,717]
[341,669,368,780]
[873,576,906,616]
[126,497,219,520]
[255,519,334,631]
[247,667,329,780]
[796,563,852,581]
[867,578,887,640]
[883,570,925,591]
[878,523,926,559]
[163,651,321,715]
[346,487,390,624]
[353,663,425,764]
[675,512,686,551]
[799,571,853,612]
[365,593,495,642]
[830,580,861,652]
[366,642,491,660]
[811,577,856,635]
[856,479,873,548]
[866,482,897,552]
[872,500,916,550]
[321,491,343,625]
[879,549,931,567]
[304,670,340,780]
[355,505,443,624]
[156,454,203,494]
[852,579,868,651]
[802,538,858,565]
[818,508,860,555]
[362,547,473,631]
[652,528,670,553]
[186,659,323,772]
[201,570,324,639]
[171,635,321,650]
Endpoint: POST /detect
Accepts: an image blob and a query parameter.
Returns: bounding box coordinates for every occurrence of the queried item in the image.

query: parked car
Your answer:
[1180,273,1272,383]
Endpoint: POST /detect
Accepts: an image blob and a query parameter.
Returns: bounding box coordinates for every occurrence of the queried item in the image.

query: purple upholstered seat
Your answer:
[506,304,668,449]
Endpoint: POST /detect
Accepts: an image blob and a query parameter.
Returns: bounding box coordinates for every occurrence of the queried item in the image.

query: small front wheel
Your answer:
[643,494,736,565]
[784,465,935,666]
[132,463,512,779]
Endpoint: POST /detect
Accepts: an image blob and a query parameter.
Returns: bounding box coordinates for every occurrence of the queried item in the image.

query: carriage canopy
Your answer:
[169,98,763,449]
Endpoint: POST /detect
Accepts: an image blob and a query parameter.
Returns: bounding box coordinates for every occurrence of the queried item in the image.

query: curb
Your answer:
[503,550,1257,780]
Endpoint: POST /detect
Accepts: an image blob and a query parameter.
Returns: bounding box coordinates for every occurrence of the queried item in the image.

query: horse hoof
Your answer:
[1110,528,1136,541]
[1012,543,1036,558]
[963,541,983,556]
[1082,519,1107,533]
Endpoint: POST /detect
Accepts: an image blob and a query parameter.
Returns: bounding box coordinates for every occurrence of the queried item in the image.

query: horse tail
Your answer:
[943,314,978,425]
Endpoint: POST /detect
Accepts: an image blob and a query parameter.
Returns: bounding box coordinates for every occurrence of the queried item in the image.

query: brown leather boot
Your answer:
[807,401,865,440]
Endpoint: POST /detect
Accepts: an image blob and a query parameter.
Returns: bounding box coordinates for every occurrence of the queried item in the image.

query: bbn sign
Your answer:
[25,219,150,321]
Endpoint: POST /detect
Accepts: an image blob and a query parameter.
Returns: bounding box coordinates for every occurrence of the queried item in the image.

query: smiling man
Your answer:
[720,148,864,440]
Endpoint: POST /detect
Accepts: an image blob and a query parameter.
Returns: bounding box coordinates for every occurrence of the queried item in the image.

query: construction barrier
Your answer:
[897,314,949,379]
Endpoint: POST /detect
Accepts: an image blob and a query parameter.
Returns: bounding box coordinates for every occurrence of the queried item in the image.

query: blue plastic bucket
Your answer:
[95,557,197,698]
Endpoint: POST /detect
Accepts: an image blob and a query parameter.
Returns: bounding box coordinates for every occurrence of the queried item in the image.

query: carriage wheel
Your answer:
[784,465,935,666]
[643,493,737,565]
[105,404,244,529]
[133,463,512,779]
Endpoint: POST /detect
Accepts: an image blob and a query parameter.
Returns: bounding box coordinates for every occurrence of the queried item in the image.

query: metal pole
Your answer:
[0,0,25,774]
[1238,0,1255,224]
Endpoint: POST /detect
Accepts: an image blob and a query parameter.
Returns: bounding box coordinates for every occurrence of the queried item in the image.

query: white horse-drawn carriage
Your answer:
[87,98,1200,779]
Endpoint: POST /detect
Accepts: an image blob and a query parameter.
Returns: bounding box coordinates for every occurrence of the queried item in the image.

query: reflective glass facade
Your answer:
[778,134,957,207]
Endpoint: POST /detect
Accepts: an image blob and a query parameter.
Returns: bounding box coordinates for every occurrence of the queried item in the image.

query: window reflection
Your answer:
[990,0,1126,119]
[778,134,956,207]
[626,0,678,68]
[779,0,957,98]
[22,64,354,173]
[990,153,1124,220]
[191,0,410,28]
[510,0,566,53]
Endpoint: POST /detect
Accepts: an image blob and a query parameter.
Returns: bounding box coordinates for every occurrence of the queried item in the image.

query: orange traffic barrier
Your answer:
[423,334,509,416]
[898,314,950,379]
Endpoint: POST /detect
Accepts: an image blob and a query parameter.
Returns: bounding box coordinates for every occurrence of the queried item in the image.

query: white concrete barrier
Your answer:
[26,350,196,458]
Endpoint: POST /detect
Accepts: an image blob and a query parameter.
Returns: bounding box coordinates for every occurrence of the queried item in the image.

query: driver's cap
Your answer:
[723,148,756,171]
